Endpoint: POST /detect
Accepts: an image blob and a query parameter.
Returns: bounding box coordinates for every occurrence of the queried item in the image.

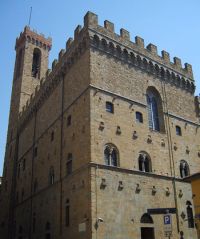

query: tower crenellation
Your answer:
[83,11,193,80]
[15,26,52,51]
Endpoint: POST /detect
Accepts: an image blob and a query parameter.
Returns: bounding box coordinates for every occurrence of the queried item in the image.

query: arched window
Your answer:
[49,167,54,185]
[138,152,151,172]
[32,48,41,78]
[104,144,119,167]
[140,213,154,223]
[186,201,194,228]
[146,87,164,132]
[180,160,190,178]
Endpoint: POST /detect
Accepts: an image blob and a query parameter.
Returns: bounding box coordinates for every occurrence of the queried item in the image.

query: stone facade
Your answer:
[0,11,199,239]
[184,173,200,238]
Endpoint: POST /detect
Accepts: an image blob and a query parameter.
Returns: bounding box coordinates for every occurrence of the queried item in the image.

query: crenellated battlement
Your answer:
[15,26,52,50]
[84,11,194,81]
[18,11,196,130]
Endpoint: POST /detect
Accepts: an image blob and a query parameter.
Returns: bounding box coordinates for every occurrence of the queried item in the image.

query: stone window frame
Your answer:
[140,213,154,223]
[180,160,190,178]
[136,111,143,123]
[106,101,114,114]
[104,144,119,167]
[186,201,195,228]
[32,48,41,79]
[146,87,165,133]
[176,125,182,136]
[138,152,152,173]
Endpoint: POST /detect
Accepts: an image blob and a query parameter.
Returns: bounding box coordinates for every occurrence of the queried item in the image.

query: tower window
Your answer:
[176,126,182,136]
[136,112,143,123]
[106,102,114,113]
[104,144,119,167]
[32,48,41,78]
[138,152,151,173]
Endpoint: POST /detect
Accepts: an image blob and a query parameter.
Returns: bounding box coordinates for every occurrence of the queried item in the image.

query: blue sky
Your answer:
[0,0,200,175]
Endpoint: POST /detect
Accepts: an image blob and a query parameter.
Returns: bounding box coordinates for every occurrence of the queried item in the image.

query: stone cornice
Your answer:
[89,162,189,183]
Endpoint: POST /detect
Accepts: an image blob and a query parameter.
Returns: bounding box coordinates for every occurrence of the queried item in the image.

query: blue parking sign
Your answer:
[164,215,171,225]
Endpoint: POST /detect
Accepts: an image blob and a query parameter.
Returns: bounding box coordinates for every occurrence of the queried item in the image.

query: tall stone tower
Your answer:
[0,26,51,239]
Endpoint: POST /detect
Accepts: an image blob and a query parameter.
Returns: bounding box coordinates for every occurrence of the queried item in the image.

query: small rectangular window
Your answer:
[67,115,71,126]
[34,147,38,157]
[66,161,72,175]
[176,126,182,136]
[65,205,70,227]
[106,102,114,113]
[22,159,26,171]
[17,164,20,178]
[136,112,143,123]
[51,131,54,142]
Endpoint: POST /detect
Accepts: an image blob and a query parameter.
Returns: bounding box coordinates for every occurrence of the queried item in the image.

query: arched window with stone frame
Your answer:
[104,144,119,167]
[138,152,152,173]
[32,48,41,79]
[180,160,190,178]
[146,87,165,132]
